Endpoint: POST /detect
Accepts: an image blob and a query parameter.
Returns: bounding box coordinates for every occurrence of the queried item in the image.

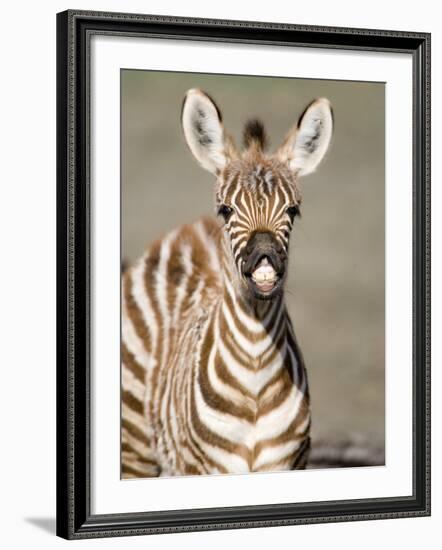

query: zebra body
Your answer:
[122,217,310,476]
[122,89,333,477]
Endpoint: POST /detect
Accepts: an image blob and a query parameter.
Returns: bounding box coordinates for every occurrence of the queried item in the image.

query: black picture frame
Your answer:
[56,9,431,540]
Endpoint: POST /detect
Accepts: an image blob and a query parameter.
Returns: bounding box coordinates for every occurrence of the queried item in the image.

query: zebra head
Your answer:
[181,89,333,301]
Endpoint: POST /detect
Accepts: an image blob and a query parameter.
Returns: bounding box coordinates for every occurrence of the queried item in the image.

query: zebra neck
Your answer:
[217,273,287,368]
[221,277,283,325]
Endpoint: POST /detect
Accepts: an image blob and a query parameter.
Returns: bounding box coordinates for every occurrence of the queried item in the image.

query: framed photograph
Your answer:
[56,10,431,539]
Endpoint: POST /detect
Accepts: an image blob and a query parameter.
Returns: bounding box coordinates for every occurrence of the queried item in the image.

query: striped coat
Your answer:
[122,217,310,477]
[121,89,333,477]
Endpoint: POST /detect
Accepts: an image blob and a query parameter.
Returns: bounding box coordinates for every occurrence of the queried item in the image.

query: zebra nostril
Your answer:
[245,242,254,256]
[274,242,284,255]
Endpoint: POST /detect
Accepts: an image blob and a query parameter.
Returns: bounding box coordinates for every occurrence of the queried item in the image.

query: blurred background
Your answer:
[122,70,385,468]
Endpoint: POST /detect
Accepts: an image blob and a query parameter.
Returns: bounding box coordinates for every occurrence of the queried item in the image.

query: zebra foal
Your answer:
[122,89,333,477]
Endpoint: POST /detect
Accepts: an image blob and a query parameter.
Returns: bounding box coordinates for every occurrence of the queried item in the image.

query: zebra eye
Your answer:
[286,205,300,221]
[217,204,234,222]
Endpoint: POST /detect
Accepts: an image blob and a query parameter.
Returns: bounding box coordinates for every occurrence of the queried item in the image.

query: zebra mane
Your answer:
[242,118,268,152]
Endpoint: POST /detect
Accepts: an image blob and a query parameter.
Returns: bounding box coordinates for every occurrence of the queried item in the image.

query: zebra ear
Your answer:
[181,89,233,175]
[277,98,333,176]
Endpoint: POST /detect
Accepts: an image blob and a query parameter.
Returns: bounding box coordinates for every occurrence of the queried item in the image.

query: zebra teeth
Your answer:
[251,261,277,284]
[252,272,277,283]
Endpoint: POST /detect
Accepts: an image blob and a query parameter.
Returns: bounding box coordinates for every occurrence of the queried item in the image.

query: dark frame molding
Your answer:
[56,9,431,540]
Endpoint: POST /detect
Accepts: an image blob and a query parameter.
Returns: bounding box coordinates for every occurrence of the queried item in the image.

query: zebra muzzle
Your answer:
[242,231,286,298]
